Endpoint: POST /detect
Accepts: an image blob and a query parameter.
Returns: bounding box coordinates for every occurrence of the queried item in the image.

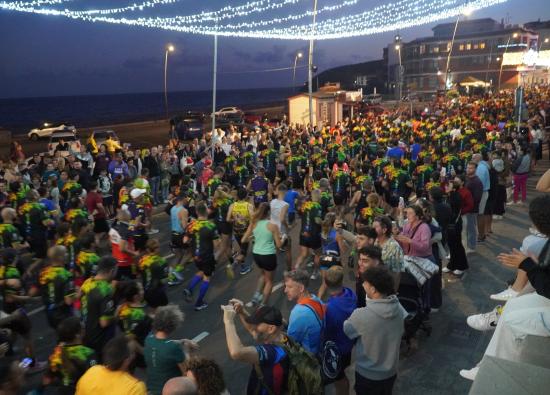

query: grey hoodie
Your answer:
[343,295,407,380]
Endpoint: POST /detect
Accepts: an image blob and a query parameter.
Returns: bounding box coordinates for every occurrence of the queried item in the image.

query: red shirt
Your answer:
[85,191,105,220]
[457,186,474,214]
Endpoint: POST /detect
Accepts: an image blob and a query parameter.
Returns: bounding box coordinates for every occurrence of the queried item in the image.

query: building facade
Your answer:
[387,18,540,97]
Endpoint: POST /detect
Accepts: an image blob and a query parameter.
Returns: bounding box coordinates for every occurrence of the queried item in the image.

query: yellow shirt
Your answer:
[75,365,147,395]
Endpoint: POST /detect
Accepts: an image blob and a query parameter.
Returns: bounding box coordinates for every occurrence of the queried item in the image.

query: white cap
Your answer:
[130,188,147,199]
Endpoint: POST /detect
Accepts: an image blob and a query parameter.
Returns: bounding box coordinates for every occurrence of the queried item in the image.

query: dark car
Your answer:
[172,117,204,140]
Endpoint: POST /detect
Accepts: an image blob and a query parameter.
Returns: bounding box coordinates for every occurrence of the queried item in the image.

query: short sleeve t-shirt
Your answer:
[38,266,75,308]
[80,278,115,350]
[75,365,146,395]
[144,335,185,395]
[247,343,289,395]
[109,222,133,266]
[86,191,105,220]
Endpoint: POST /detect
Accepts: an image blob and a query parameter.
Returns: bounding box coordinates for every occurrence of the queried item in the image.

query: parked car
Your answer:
[215,113,244,128]
[172,118,204,140]
[90,129,120,146]
[28,122,76,140]
[48,131,81,156]
[363,93,383,105]
[213,107,243,117]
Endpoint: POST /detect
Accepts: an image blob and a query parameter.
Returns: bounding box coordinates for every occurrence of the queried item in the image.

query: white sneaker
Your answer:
[442,267,451,273]
[465,248,475,254]
[459,366,479,381]
[490,287,519,302]
[466,306,501,331]
[452,270,464,275]
[506,201,516,206]
[310,270,319,280]
[147,228,160,235]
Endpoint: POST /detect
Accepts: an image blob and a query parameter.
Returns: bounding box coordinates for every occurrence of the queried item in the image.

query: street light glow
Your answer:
[545,38,549,43]
[395,44,400,50]
[462,6,474,16]
[297,52,303,58]
[513,33,519,38]
[167,44,175,52]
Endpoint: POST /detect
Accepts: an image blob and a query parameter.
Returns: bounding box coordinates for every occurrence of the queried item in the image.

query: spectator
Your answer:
[509,145,531,206]
[183,358,229,395]
[75,335,146,395]
[144,305,197,395]
[162,377,198,395]
[283,269,324,354]
[465,164,483,252]
[343,266,406,395]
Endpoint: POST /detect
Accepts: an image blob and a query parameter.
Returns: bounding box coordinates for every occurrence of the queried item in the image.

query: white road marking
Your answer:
[191,331,210,343]
[271,282,283,293]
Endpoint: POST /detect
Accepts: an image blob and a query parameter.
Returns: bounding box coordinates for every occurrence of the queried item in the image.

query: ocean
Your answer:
[0,87,295,134]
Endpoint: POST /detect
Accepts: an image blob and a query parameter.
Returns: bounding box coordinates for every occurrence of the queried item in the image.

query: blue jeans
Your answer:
[465,213,478,250]
[149,176,160,204]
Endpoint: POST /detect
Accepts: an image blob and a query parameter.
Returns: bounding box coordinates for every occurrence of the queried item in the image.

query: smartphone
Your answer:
[19,357,32,369]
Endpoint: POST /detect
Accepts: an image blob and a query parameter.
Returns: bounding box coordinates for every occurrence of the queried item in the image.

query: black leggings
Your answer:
[355,373,396,395]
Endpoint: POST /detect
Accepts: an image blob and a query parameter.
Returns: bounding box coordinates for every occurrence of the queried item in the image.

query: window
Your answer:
[433,46,439,53]
[419,45,426,54]
[459,44,465,51]
[466,43,472,50]
[480,42,486,49]
[473,43,479,50]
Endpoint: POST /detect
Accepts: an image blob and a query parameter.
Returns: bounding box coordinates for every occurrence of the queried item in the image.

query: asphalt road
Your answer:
[17,159,549,394]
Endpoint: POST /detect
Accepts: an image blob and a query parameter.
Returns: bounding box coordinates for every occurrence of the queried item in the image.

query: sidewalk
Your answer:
[394,158,549,395]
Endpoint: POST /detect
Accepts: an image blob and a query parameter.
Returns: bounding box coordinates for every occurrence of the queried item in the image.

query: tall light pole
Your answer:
[395,40,403,101]
[444,7,473,91]
[292,51,303,92]
[308,0,318,129]
[164,44,175,118]
[211,25,218,161]
[498,32,519,91]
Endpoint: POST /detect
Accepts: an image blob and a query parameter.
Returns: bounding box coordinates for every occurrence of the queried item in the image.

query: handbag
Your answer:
[403,255,439,285]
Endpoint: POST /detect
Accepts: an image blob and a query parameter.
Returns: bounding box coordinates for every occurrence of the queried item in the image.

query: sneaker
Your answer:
[306,260,314,268]
[506,201,516,206]
[194,302,208,311]
[310,270,319,280]
[239,265,252,275]
[492,215,503,220]
[170,268,184,282]
[147,228,160,235]
[517,201,525,206]
[442,267,451,273]
[167,278,182,286]
[452,269,464,276]
[430,308,440,313]
[246,292,262,308]
[226,263,235,280]
[466,306,501,331]
[183,288,192,303]
[490,287,519,302]
[459,366,479,381]
[26,360,47,374]
[465,248,476,254]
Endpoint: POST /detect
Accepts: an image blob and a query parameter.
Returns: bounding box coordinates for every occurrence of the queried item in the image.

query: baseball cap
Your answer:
[245,305,283,327]
[130,188,147,199]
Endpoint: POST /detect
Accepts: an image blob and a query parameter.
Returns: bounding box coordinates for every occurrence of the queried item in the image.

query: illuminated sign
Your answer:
[502,49,550,67]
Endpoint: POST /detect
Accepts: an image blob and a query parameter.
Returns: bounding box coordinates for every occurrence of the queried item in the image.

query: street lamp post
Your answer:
[538,37,549,52]
[444,8,472,91]
[292,51,303,92]
[308,0,318,129]
[498,32,519,91]
[395,42,403,101]
[164,44,175,118]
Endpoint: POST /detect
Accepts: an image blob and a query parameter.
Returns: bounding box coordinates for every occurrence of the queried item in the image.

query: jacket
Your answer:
[325,287,357,355]
[343,295,406,380]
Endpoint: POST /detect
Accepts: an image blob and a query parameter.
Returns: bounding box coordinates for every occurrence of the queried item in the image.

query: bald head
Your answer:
[1,207,16,222]
[162,377,198,395]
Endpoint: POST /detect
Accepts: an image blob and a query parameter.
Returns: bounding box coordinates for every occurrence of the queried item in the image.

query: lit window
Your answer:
[419,45,426,54]
[466,43,472,50]
[459,44,465,51]
[473,43,479,50]
[480,42,486,49]
[433,46,439,53]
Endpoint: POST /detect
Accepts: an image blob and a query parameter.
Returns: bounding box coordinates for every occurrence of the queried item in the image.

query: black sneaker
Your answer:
[183,288,192,303]
[194,302,208,311]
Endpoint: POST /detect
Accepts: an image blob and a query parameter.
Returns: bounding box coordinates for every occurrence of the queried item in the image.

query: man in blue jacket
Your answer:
[322,265,357,394]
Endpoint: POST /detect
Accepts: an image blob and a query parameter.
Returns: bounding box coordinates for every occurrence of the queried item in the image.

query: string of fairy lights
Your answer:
[0,0,509,40]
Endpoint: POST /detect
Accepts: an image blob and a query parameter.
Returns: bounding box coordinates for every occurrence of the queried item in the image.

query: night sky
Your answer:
[0,0,548,98]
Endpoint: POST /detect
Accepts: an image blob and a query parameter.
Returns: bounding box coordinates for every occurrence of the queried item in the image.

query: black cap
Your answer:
[245,305,283,327]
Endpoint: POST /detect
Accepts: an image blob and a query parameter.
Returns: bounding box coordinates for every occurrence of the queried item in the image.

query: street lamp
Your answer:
[292,51,303,92]
[308,0,319,129]
[498,32,519,90]
[394,42,403,101]
[444,7,473,91]
[164,44,175,118]
[539,37,549,51]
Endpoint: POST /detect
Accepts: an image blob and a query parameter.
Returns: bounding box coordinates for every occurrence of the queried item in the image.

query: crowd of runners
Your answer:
[0,86,549,395]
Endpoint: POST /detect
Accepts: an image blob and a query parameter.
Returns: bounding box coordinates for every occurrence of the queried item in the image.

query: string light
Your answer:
[0,0,509,40]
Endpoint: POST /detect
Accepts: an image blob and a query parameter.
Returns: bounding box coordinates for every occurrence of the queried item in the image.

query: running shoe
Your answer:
[167,277,182,286]
[459,366,479,381]
[442,267,451,273]
[147,228,160,235]
[194,302,208,311]
[452,270,464,276]
[183,288,192,303]
[310,270,319,280]
[490,287,518,302]
[466,306,501,331]
[239,265,252,275]
[226,263,235,280]
[246,292,262,308]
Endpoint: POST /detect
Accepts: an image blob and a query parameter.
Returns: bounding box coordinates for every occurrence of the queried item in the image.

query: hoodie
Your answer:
[343,295,406,380]
[325,287,357,355]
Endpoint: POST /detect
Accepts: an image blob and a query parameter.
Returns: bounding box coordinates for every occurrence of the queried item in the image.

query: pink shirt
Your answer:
[400,222,432,257]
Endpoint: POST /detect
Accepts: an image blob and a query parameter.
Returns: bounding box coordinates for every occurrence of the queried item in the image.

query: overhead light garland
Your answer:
[0,0,509,40]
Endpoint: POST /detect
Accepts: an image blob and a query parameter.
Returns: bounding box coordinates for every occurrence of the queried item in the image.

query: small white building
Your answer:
[288,85,363,127]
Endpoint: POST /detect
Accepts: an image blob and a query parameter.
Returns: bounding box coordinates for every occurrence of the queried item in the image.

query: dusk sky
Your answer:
[1,0,548,99]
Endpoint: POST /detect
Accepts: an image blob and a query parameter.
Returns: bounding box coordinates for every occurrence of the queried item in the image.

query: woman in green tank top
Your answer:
[241,203,282,306]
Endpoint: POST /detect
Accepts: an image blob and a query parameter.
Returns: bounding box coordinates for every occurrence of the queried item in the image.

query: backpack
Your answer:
[281,336,323,395]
